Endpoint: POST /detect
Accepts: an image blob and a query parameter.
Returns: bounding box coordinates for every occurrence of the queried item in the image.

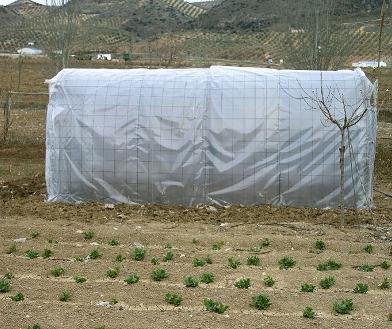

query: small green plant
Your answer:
[251,294,272,310]
[83,231,94,240]
[301,283,316,293]
[89,249,102,260]
[165,292,182,306]
[115,254,126,262]
[356,264,375,272]
[163,250,174,262]
[151,268,168,281]
[109,239,119,246]
[353,282,368,294]
[42,249,52,259]
[279,256,295,269]
[379,277,390,289]
[106,267,119,279]
[389,313,392,321]
[380,261,391,270]
[165,243,173,249]
[193,258,206,267]
[363,244,374,254]
[132,247,145,261]
[204,255,213,264]
[320,276,336,289]
[74,276,87,284]
[58,290,71,302]
[75,256,84,262]
[0,279,11,293]
[95,326,106,329]
[333,299,353,315]
[317,260,342,271]
[315,240,326,251]
[25,249,39,259]
[6,244,16,254]
[184,276,199,287]
[124,273,139,284]
[263,276,275,287]
[3,272,13,280]
[31,229,39,239]
[192,238,199,245]
[27,324,41,329]
[203,298,228,314]
[48,239,58,244]
[150,257,160,265]
[51,266,65,277]
[249,238,271,252]
[228,258,241,269]
[247,255,261,266]
[200,272,215,284]
[10,292,24,302]
[303,306,316,319]
[212,241,224,250]
[234,278,251,289]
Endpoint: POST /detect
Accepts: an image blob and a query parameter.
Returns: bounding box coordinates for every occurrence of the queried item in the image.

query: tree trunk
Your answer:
[339,128,346,226]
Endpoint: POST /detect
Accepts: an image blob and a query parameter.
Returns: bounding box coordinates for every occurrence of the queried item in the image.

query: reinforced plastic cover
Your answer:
[46,66,377,208]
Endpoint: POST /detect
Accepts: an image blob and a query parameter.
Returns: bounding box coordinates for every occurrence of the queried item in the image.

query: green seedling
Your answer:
[249,238,270,252]
[204,255,213,264]
[315,240,326,251]
[31,230,39,239]
[228,258,241,269]
[353,282,368,294]
[83,231,94,240]
[6,244,16,254]
[301,283,316,293]
[165,243,173,249]
[279,256,295,269]
[58,290,71,302]
[27,324,41,329]
[356,264,375,272]
[3,272,13,280]
[42,249,52,259]
[48,239,58,244]
[95,326,106,329]
[363,244,374,254]
[163,250,174,262]
[75,256,84,262]
[200,272,215,284]
[193,258,206,267]
[333,299,353,315]
[165,292,182,306]
[192,238,199,245]
[212,241,224,251]
[263,276,275,287]
[303,306,316,319]
[106,267,119,279]
[317,260,342,271]
[251,294,272,310]
[89,249,102,260]
[151,268,168,281]
[109,239,119,246]
[380,261,391,270]
[10,292,24,302]
[111,298,118,305]
[247,255,261,266]
[115,254,126,262]
[234,278,251,289]
[74,276,87,284]
[203,298,228,314]
[0,279,11,293]
[389,313,392,321]
[132,247,145,261]
[150,257,160,265]
[124,273,139,284]
[51,266,65,277]
[379,277,390,289]
[25,249,39,259]
[320,276,336,289]
[183,276,199,287]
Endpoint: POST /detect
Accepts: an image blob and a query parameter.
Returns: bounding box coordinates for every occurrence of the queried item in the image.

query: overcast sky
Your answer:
[0,0,211,5]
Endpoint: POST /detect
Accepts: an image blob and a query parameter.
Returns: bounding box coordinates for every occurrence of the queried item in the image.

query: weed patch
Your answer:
[379,277,390,289]
[363,244,374,254]
[165,292,182,306]
[58,290,71,302]
[109,239,119,246]
[303,306,315,319]
[124,273,139,284]
[25,249,39,259]
[10,292,24,302]
[333,299,353,315]
[106,267,119,279]
[279,256,295,269]
[301,283,316,292]
[42,249,52,259]
[234,278,251,289]
[246,255,260,266]
[51,266,65,277]
[353,282,368,294]
[251,294,271,310]
[204,298,228,314]
[183,276,199,287]
[151,268,168,281]
[132,247,145,261]
[200,272,214,284]
[320,276,335,289]
[228,257,241,269]
[115,254,126,262]
[74,276,87,284]
[83,231,94,240]
[263,276,275,287]
[317,260,341,271]
[89,249,102,260]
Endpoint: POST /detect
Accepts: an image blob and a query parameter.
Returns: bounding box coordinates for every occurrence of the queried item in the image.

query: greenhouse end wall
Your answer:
[46,66,377,208]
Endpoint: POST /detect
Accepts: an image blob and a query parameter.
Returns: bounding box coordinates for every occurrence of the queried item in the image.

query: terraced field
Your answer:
[162,0,205,18]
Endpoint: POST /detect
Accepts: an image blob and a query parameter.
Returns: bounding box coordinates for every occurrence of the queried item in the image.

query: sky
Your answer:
[0,0,213,5]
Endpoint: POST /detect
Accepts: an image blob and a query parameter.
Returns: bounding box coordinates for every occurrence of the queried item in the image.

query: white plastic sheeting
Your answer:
[46,66,377,208]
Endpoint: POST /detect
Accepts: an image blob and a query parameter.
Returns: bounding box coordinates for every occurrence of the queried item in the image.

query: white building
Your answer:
[96,53,112,61]
[17,47,43,56]
[352,61,387,68]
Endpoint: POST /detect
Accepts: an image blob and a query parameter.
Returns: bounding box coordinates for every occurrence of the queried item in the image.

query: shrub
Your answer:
[31,230,39,239]
[193,258,206,267]
[115,254,126,262]
[0,279,11,293]
[51,266,65,277]
[315,240,326,251]
[333,299,353,315]
[109,239,119,246]
[10,292,24,302]
[212,241,224,250]
[184,276,199,287]
[58,290,71,302]
[42,249,52,259]
[263,276,275,287]
[363,244,374,254]
[74,276,87,284]
[165,292,182,306]
[380,261,391,270]
[320,276,335,289]
[25,250,39,259]
[228,258,241,269]
[317,260,342,271]
[251,294,272,310]
[6,244,16,254]
[247,255,260,266]
[234,278,251,289]
[151,268,168,281]
[106,267,119,279]
[27,324,41,329]
[379,277,390,289]
[279,256,295,269]
[301,283,316,292]
[200,272,215,284]
[83,231,94,240]
[124,273,139,284]
[203,298,228,314]
[353,282,368,294]
[132,247,145,261]
[89,249,102,260]
[150,257,160,265]
[303,306,315,319]
[163,250,174,262]
[357,264,375,272]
